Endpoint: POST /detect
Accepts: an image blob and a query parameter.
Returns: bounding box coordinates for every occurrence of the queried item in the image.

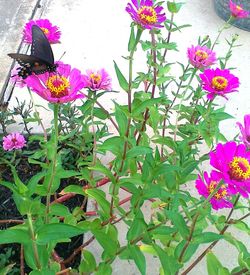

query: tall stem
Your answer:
[27,213,41,270]
[45,103,59,223]
[109,28,142,218]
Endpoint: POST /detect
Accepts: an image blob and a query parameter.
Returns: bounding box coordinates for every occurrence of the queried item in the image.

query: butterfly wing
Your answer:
[31,25,54,65]
[8,53,53,78]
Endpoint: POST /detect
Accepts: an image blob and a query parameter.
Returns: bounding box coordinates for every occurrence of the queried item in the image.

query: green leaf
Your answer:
[0,229,29,244]
[128,245,146,275]
[128,25,136,51]
[62,185,85,195]
[36,224,85,244]
[96,263,112,275]
[29,269,55,275]
[88,163,116,184]
[0,264,15,275]
[114,103,128,136]
[126,146,152,159]
[11,166,28,194]
[206,251,224,275]
[79,250,97,273]
[85,189,111,219]
[166,211,189,239]
[132,97,163,116]
[167,1,184,13]
[114,61,129,91]
[193,232,224,244]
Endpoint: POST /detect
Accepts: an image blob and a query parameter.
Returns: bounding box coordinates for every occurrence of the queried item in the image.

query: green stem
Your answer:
[173,68,197,142]
[45,103,59,223]
[211,16,233,50]
[27,213,41,270]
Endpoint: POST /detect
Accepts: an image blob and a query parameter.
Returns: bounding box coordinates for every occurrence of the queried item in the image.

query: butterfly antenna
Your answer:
[58,51,66,61]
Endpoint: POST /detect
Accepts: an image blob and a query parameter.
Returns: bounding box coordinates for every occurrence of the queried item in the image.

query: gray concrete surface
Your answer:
[0,0,249,274]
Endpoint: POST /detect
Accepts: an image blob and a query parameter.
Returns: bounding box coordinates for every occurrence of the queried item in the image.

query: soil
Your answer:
[0,142,87,274]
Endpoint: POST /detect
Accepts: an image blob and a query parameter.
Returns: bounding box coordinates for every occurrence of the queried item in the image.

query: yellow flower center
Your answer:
[208,181,227,200]
[212,76,228,91]
[40,27,50,35]
[229,157,250,181]
[46,75,70,98]
[90,73,101,84]
[195,50,208,61]
[236,5,243,11]
[138,6,157,25]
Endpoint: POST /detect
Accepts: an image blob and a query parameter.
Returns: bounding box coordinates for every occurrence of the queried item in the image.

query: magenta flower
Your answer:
[25,62,86,103]
[237,115,250,149]
[126,0,166,30]
[187,45,216,70]
[10,66,27,88]
[3,133,26,151]
[82,69,112,91]
[210,141,250,197]
[199,68,239,100]
[229,1,249,19]
[196,171,233,210]
[23,19,61,44]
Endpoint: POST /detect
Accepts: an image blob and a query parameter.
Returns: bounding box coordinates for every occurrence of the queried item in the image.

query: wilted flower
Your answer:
[10,66,27,88]
[196,171,233,210]
[25,61,86,103]
[199,68,239,100]
[82,69,112,91]
[23,19,61,44]
[237,115,250,149]
[126,0,166,30]
[210,141,250,197]
[3,133,26,151]
[229,1,249,19]
[187,45,216,70]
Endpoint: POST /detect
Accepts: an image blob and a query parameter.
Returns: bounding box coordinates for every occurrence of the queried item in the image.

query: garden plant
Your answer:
[0,0,249,274]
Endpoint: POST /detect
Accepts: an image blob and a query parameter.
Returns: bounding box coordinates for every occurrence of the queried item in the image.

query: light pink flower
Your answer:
[229,1,249,19]
[126,0,166,30]
[196,171,233,210]
[237,114,250,149]
[199,68,239,100]
[23,19,61,44]
[210,141,250,197]
[82,69,112,91]
[187,45,216,70]
[3,133,26,151]
[25,61,86,103]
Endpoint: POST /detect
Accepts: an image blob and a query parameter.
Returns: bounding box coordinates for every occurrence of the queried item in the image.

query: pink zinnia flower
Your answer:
[10,66,27,88]
[25,61,86,103]
[237,115,250,149]
[199,68,239,100]
[229,1,249,19]
[3,133,26,151]
[187,45,216,70]
[82,69,112,91]
[126,0,166,30]
[23,19,61,44]
[210,141,250,197]
[196,171,233,210]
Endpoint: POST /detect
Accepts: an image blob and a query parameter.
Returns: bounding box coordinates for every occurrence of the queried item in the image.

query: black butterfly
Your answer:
[8,25,57,79]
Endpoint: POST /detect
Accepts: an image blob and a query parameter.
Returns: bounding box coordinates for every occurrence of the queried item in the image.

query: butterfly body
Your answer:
[8,25,57,79]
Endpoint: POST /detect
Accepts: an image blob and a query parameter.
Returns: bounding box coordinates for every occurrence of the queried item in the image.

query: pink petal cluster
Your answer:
[210,141,250,197]
[82,69,112,91]
[199,68,239,100]
[229,1,249,19]
[237,115,250,149]
[3,133,26,151]
[25,61,86,103]
[126,0,166,30]
[187,45,216,70]
[23,19,61,44]
[196,171,233,210]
